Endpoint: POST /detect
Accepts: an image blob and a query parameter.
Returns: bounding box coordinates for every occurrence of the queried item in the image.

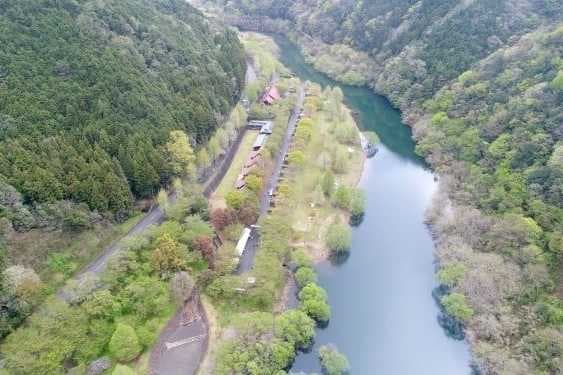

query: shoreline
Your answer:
[198,33,366,373]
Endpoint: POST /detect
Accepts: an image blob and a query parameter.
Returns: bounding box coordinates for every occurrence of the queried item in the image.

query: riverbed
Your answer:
[274,36,472,374]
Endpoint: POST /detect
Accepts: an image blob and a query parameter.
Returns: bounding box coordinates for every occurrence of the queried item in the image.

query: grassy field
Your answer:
[275,84,365,262]
[209,130,258,209]
[7,212,143,291]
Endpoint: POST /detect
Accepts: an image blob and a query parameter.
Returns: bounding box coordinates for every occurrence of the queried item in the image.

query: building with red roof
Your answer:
[261,85,281,105]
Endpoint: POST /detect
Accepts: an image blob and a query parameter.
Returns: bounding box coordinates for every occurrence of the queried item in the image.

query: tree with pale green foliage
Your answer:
[349,189,365,219]
[109,324,142,362]
[441,293,474,321]
[225,190,246,210]
[151,233,186,276]
[245,174,263,194]
[166,130,196,178]
[550,70,563,91]
[319,344,350,375]
[157,189,169,214]
[326,224,351,254]
[299,283,331,322]
[295,266,317,289]
[197,148,211,170]
[276,310,316,349]
[333,186,351,209]
[437,264,466,287]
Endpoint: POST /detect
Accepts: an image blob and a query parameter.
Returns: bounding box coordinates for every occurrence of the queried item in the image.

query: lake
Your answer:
[274,35,473,375]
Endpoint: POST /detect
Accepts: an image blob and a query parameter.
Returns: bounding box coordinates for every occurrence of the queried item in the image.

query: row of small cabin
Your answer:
[235,120,275,190]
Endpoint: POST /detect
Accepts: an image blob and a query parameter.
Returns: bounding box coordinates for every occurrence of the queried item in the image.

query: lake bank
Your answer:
[272,35,473,374]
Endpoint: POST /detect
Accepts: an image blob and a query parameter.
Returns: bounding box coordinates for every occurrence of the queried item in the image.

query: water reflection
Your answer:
[273,35,472,374]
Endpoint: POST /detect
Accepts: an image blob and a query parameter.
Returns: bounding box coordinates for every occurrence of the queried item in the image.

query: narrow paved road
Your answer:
[237,84,305,274]
[58,203,169,300]
[83,206,165,274]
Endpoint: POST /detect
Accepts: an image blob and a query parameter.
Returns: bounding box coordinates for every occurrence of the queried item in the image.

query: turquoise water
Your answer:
[275,36,472,374]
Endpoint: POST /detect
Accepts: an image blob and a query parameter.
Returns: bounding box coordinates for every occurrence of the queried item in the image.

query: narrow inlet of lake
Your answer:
[273,35,472,374]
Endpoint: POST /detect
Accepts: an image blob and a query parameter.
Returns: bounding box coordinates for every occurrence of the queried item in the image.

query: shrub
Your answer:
[325,224,352,254]
[108,323,142,362]
[295,267,317,289]
[223,223,244,242]
[245,175,263,194]
[319,345,350,375]
[523,328,563,372]
[349,189,365,218]
[225,190,246,210]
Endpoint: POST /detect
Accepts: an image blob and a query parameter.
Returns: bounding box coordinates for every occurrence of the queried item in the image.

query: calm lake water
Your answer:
[275,36,472,374]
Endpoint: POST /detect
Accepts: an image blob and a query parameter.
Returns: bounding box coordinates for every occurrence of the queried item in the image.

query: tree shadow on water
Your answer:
[349,213,364,227]
[329,252,350,266]
[432,285,465,340]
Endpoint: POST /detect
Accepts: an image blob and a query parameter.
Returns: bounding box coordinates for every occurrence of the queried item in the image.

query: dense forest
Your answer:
[191,0,563,373]
[0,0,245,224]
[0,0,245,339]
[198,0,560,106]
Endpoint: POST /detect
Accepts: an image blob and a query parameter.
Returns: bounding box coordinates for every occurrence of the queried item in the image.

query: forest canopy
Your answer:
[0,0,246,225]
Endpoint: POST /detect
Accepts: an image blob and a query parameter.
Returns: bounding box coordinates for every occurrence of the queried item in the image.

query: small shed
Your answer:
[253,133,268,150]
[236,227,252,256]
[235,175,246,189]
[260,122,273,134]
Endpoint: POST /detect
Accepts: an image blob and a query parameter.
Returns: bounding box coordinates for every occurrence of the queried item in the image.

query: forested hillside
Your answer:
[191,0,563,373]
[0,0,245,224]
[198,0,560,107]
[0,0,245,339]
[424,27,563,374]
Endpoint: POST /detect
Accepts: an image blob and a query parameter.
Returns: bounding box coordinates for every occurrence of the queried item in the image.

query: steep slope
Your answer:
[0,0,245,222]
[423,27,563,374]
[190,0,563,373]
[198,0,559,107]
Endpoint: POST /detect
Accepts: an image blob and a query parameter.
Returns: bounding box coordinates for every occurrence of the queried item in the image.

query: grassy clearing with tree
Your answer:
[202,34,365,374]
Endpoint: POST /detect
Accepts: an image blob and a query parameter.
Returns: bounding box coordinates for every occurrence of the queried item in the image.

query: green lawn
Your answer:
[210,130,259,209]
